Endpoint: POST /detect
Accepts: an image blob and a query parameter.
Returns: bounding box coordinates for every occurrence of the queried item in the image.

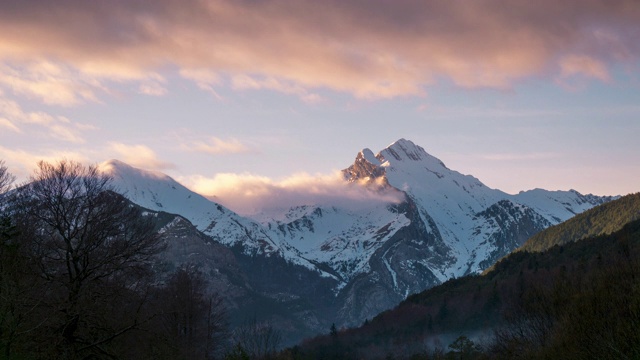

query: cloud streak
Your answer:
[0,61,99,106]
[182,137,252,155]
[183,171,405,215]
[0,97,90,142]
[0,0,638,103]
[108,143,175,171]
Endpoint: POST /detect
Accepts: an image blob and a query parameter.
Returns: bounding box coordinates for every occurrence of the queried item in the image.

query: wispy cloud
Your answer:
[0,61,98,106]
[0,97,89,143]
[559,55,611,82]
[232,74,323,103]
[0,145,90,182]
[138,81,168,96]
[108,143,175,171]
[181,171,405,215]
[181,137,251,155]
[0,117,20,133]
[179,68,223,100]
[0,0,637,103]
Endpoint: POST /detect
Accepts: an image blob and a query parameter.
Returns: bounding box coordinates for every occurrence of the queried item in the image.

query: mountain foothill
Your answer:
[1,139,636,359]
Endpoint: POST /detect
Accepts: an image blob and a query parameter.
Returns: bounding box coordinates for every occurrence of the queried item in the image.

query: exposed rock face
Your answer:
[472,200,552,270]
[336,199,447,325]
[155,214,251,310]
[343,148,386,184]
[102,139,615,344]
[152,211,337,344]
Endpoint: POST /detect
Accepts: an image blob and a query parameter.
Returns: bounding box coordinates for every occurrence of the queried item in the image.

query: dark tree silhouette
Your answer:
[231,317,282,359]
[0,160,13,196]
[153,266,228,359]
[0,160,27,358]
[9,160,165,359]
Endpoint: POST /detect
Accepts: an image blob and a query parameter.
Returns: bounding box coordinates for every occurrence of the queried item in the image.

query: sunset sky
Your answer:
[1,0,639,210]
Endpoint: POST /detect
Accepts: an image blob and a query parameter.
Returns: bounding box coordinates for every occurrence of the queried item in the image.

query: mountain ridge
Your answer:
[97,139,616,333]
[290,194,640,358]
[519,192,640,252]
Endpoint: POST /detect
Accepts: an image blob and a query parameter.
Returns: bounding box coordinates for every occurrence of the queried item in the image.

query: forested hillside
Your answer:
[284,197,640,359]
[520,192,639,252]
[2,159,638,359]
[0,161,231,359]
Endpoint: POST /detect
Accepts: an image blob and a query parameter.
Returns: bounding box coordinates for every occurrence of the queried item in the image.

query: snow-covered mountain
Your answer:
[100,160,297,259]
[98,139,615,331]
[342,139,613,278]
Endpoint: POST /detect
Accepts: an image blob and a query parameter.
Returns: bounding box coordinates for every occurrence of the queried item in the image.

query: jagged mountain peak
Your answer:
[85,147,617,338]
[378,138,448,169]
[344,149,386,183]
[374,140,471,205]
[360,148,381,166]
[344,139,451,184]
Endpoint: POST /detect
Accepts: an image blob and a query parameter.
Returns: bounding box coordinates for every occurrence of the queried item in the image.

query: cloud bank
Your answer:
[0,0,638,103]
[183,171,405,216]
[108,143,175,171]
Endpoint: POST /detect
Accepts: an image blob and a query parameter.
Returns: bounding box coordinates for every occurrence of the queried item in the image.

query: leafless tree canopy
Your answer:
[18,161,164,283]
[231,316,283,359]
[3,160,167,358]
[0,160,234,359]
[0,160,14,198]
[152,266,229,359]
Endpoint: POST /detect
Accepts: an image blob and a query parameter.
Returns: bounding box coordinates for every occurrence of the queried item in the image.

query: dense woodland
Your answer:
[520,192,640,252]
[2,160,639,359]
[0,161,242,359]
[282,197,640,359]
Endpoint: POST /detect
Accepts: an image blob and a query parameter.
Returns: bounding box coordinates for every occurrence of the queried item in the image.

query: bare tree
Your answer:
[0,160,14,197]
[231,317,282,360]
[0,161,54,358]
[10,160,165,359]
[154,266,228,359]
[0,160,25,358]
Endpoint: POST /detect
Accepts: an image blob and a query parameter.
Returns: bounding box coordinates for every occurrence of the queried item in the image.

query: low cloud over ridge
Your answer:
[182,171,405,216]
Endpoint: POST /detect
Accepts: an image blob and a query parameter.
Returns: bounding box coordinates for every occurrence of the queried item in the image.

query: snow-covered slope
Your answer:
[100,160,227,230]
[99,160,285,258]
[343,139,613,277]
[264,203,410,284]
[97,139,615,328]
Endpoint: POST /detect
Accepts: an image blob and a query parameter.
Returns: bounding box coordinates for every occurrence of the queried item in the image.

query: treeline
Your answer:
[4,159,639,359]
[279,216,640,359]
[521,192,640,252]
[0,160,283,359]
[488,219,640,358]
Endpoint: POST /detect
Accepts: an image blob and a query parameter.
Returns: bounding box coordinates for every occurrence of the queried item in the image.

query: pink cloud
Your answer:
[138,81,168,96]
[0,97,89,143]
[0,0,638,102]
[182,171,406,215]
[179,68,224,99]
[182,137,251,155]
[0,61,99,106]
[0,118,20,133]
[558,55,611,84]
[232,74,323,103]
[108,143,175,171]
[0,145,90,182]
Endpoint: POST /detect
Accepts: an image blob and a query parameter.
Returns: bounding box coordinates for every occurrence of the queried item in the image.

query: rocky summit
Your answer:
[99,139,615,344]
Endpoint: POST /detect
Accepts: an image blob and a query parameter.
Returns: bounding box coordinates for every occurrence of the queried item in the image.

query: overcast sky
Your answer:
[1,0,639,210]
